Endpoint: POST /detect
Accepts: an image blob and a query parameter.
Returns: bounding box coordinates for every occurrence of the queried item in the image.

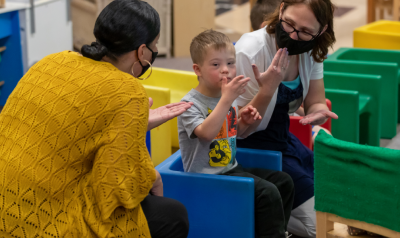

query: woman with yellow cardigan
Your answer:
[0,0,191,237]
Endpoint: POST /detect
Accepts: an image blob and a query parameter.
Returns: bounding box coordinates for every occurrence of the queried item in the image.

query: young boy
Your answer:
[178,29,295,238]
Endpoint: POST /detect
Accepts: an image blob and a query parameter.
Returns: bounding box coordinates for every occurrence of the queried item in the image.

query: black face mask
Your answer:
[275,21,320,56]
[138,46,158,77]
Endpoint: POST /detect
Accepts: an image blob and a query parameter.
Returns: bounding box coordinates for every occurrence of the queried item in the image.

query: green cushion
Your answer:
[314,130,400,232]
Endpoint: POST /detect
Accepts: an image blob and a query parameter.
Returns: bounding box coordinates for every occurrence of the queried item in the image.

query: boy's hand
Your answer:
[221,75,250,102]
[240,105,262,125]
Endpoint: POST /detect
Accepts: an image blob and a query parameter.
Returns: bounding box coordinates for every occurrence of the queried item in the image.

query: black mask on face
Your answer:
[138,46,158,77]
[275,20,320,56]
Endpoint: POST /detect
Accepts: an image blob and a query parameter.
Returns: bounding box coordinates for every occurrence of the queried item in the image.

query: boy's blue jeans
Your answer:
[223,164,295,238]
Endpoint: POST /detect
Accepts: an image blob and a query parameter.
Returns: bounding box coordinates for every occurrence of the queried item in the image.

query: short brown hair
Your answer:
[250,0,281,30]
[265,0,336,63]
[190,29,234,65]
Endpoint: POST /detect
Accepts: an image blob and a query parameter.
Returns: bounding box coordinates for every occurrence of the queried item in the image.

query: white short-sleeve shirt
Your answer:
[235,27,324,134]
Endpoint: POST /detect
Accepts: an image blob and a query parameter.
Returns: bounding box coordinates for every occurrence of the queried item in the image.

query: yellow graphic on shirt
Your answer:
[208,139,232,167]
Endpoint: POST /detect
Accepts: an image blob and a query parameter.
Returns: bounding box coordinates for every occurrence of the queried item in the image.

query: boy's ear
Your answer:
[193,64,202,77]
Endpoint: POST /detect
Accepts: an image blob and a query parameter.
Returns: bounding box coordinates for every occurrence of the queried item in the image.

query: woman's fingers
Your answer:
[324,111,338,120]
[271,48,283,68]
[165,101,191,109]
[252,64,261,81]
[148,97,154,108]
[277,48,288,69]
[299,110,337,125]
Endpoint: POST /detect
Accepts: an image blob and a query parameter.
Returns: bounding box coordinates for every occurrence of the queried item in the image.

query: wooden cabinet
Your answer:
[173,0,214,57]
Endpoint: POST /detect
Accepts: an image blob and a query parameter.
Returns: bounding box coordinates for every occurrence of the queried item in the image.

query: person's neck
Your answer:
[195,81,221,98]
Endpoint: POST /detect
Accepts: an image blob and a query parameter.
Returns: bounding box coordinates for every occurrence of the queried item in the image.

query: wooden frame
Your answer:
[0,0,5,8]
[317,211,400,238]
[367,0,400,23]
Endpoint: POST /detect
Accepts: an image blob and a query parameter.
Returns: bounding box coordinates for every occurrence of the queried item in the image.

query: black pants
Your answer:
[141,195,189,238]
[223,165,295,238]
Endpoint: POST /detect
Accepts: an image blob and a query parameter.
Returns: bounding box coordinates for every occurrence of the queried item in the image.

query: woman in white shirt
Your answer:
[235,0,338,237]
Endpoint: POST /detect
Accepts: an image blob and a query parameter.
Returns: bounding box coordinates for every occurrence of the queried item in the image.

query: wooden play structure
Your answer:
[367,0,400,22]
[0,0,5,8]
[317,212,400,238]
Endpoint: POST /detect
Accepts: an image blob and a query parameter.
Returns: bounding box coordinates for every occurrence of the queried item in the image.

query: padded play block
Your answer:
[141,67,198,148]
[143,85,172,166]
[156,148,282,238]
[324,54,398,139]
[324,72,381,146]
[325,89,359,144]
[325,47,400,123]
[354,20,400,50]
[314,130,400,233]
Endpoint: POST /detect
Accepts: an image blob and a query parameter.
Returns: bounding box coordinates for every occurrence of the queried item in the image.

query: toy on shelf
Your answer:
[156,148,282,238]
[314,131,400,237]
[324,72,381,146]
[354,20,400,50]
[324,48,398,139]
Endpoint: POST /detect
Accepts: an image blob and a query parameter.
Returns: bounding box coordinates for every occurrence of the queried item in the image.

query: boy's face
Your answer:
[194,47,236,91]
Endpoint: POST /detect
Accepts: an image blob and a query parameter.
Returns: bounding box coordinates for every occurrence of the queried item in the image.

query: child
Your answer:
[250,0,281,30]
[178,29,295,238]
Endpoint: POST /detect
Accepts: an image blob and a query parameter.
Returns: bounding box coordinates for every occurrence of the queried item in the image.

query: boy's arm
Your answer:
[237,118,250,137]
[193,97,233,141]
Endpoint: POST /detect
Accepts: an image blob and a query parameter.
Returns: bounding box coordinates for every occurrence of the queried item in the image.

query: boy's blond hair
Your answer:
[190,29,235,65]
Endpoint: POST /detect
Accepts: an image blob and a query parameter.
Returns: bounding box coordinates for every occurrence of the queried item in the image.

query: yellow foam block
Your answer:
[142,67,198,148]
[143,85,172,166]
[354,20,400,50]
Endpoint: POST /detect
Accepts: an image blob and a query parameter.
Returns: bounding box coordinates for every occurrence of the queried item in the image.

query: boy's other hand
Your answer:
[221,75,250,102]
[240,105,262,125]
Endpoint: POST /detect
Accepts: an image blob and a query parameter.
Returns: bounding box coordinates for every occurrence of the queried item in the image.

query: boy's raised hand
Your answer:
[240,105,262,125]
[221,75,250,102]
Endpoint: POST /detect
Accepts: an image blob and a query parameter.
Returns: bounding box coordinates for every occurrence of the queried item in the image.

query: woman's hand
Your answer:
[150,170,163,196]
[299,109,338,125]
[252,48,289,95]
[240,105,262,125]
[148,97,193,131]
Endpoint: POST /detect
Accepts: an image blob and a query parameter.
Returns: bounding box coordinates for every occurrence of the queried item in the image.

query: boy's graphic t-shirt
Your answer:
[178,89,238,174]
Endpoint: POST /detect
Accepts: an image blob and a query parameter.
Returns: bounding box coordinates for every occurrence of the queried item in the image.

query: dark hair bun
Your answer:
[81,42,108,61]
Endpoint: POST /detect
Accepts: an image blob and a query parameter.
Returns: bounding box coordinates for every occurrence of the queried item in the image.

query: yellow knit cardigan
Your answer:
[0,51,156,237]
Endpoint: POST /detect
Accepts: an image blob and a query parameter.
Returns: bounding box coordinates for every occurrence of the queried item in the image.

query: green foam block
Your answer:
[314,130,400,232]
